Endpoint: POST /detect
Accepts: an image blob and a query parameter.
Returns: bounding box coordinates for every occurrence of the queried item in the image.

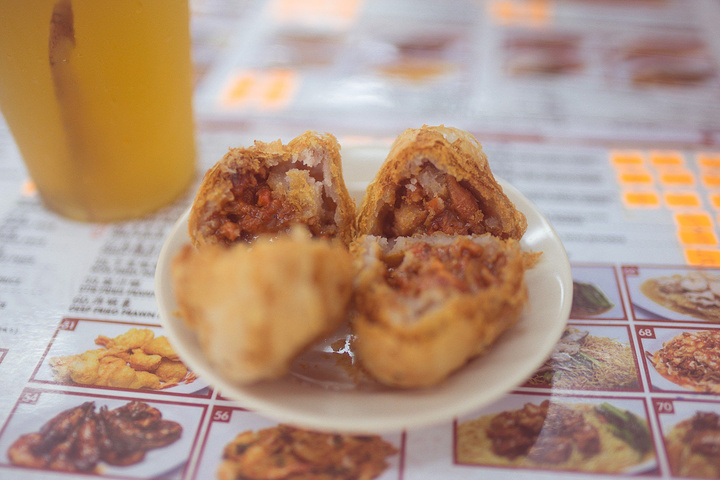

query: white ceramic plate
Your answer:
[155,176,572,433]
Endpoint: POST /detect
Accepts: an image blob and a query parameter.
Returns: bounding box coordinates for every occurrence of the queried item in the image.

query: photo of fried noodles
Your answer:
[640,270,720,322]
[456,400,654,473]
[646,330,720,393]
[665,411,720,479]
[526,327,638,390]
[217,424,398,480]
[49,328,196,390]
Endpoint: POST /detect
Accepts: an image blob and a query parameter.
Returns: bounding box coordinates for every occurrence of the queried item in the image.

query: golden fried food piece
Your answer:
[142,336,180,361]
[357,125,526,240]
[352,233,531,388]
[188,131,356,247]
[95,328,155,351]
[171,227,355,385]
[154,358,188,385]
[116,348,163,372]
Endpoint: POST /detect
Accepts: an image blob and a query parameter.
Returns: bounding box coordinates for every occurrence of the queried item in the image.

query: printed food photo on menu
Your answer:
[640,326,720,394]
[625,266,720,322]
[32,319,206,395]
[524,325,640,391]
[655,399,720,479]
[0,390,204,478]
[192,406,402,480]
[455,394,656,474]
[569,265,625,320]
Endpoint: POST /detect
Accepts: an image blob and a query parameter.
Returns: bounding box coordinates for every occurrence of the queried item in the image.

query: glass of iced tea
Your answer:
[0,0,196,222]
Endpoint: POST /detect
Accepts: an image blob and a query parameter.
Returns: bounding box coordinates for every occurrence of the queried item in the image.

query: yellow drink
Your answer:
[0,0,196,222]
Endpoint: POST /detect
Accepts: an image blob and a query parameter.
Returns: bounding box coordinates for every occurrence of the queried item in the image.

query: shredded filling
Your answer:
[383,239,507,297]
[210,165,338,244]
[380,163,498,238]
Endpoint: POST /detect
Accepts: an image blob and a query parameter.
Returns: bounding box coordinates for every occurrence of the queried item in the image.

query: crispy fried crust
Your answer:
[351,233,530,387]
[171,229,355,385]
[356,125,527,240]
[189,131,356,247]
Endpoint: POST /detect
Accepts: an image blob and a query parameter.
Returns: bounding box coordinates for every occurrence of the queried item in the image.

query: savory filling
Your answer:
[211,165,338,244]
[649,330,720,391]
[652,271,720,309]
[383,238,507,298]
[380,162,499,238]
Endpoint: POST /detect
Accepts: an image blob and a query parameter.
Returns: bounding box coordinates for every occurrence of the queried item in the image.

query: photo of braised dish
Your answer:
[49,327,196,390]
[7,400,182,473]
[456,400,654,473]
[217,424,398,480]
[640,270,720,322]
[646,330,720,394]
[526,326,638,390]
[665,411,720,478]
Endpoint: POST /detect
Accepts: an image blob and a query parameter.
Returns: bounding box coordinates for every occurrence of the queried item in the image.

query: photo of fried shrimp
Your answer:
[188,131,355,247]
[217,424,398,480]
[456,400,654,473]
[665,411,720,478]
[49,328,196,390]
[356,125,527,240]
[352,232,533,388]
[171,228,355,385]
[646,330,720,393]
[640,270,720,322]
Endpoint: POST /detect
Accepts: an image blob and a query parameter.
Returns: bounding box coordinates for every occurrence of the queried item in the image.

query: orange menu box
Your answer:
[610,150,644,166]
[650,150,684,167]
[664,191,701,208]
[674,212,713,228]
[685,249,720,266]
[617,169,653,185]
[678,229,718,246]
[658,169,695,187]
[697,152,720,167]
[623,190,660,208]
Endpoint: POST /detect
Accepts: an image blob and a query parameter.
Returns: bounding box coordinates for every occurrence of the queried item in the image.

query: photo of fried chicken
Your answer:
[646,330,720,394]
[49,328,196,390]
[665,411,720,478]
[7,401,182,473]
[171,227,355,385]
[351,125,538,387]
[188,131,356,247]
[217,424,398,480]
[456,400,654,473]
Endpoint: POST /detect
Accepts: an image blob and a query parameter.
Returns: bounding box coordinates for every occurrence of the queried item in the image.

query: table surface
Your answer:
[1,0,720,479]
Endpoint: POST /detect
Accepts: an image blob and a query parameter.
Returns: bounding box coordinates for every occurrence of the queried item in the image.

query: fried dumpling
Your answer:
[356,125,526,240]
[351,233,531,388]
[171,228,355,385]
[189,131,356,247]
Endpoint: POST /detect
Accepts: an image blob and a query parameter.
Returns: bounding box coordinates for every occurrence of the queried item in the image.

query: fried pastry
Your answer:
[351,233,531,387]
[189,131,355,247]
[356,125,526,240]
[171,228,355,385]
